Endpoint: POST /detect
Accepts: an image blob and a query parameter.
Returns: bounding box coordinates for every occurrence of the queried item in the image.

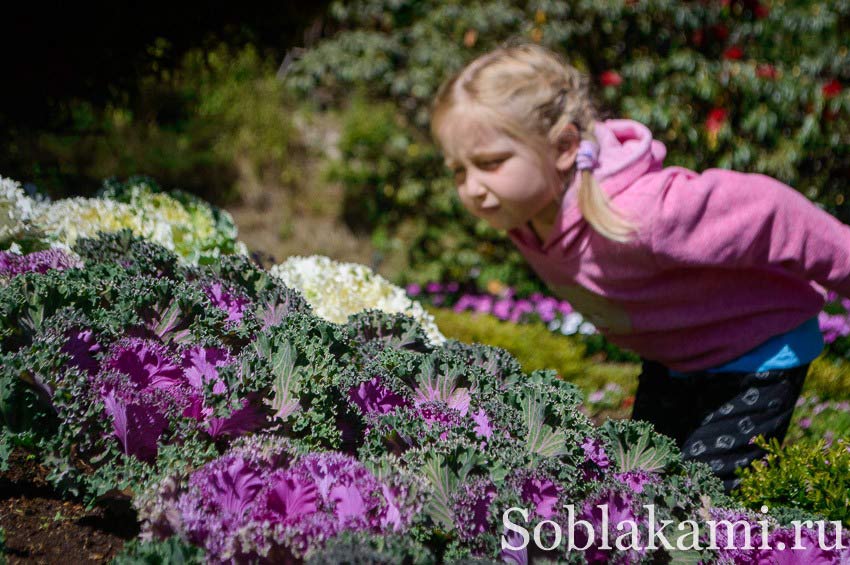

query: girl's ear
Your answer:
[553,123,581,173]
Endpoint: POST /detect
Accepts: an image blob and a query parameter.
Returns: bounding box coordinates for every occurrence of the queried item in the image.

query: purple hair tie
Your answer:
[576,140,600,171]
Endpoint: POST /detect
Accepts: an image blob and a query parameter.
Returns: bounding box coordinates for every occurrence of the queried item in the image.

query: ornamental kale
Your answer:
[0,248,82,277]
[1,210,815,563]
[703,507,850,564]
[138,436,426,562]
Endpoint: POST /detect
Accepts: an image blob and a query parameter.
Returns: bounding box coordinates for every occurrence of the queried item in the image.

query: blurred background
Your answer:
[2,0,848,294]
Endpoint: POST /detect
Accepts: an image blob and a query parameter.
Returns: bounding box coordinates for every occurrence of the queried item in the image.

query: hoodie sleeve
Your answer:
[650,168,850,298]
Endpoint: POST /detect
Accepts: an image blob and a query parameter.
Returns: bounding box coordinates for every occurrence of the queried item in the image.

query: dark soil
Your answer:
[0,449,138,564]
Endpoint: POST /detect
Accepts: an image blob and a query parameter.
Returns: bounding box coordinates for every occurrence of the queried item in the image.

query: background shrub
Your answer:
[287,0,849,292]
[5,42,303,206]
[734,436,850,526]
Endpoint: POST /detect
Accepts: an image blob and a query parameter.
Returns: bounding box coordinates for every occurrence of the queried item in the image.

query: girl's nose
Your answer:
[465,172,488,199]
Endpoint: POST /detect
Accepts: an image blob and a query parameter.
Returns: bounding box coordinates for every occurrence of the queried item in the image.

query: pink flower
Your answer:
[405,283,421,296]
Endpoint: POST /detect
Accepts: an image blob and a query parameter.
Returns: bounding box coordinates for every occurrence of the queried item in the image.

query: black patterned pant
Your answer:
[630,359,809,492]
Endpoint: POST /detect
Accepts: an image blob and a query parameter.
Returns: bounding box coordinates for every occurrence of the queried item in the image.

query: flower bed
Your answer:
[409,281,850,362]
[2,178,849,563]
[1,175,246,264]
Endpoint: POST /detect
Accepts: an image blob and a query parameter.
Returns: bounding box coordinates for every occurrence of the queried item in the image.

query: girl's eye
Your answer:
[478,158,505,170]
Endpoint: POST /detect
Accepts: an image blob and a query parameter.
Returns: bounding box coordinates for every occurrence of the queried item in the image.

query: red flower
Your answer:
[600,70,623,87]
[754,3,770,19]
[706,108,728,134]
[723,45,744,60]
[756,64,777,80]
[823,79,842,99]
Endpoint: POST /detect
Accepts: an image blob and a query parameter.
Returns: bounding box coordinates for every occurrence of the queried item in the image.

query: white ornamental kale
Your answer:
[270,255,445,347]
[32,197,174,251]
[101,179,248,262]
[0,175,40,243]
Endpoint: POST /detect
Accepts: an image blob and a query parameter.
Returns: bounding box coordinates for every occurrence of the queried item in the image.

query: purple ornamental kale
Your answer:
[581,437,610,470]
[510,469,562,519]
[0,249,82,277]
[204,393,267,439]
[176,453,267,560]
[453,477,498,542]
[378,477,416,533]
[705,508,772,564]
[181,345,230,394]
[574,488,646,564]
[101,378,173,462]
[280,452,419,548]
[417,400,465,441]
[501,527,530,565]
[261,468,319,525]
[62,328,102,376]
[470,408,493,439]
[412,375,471,416]
[708,508,845,565]
[613,469,656,494]
[205,282,250,325]
[97,339,188,460]
[410,374,497,439]
[348,376,411,415]
[170,449,418,562]
[258,301,293,330]
[180,345,265,439]
[768,526,844,565]
[96,339,262,460]
[105,338,183,389]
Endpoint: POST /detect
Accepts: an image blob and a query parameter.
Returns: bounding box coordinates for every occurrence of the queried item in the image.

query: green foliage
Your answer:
[287,0,850,291]
[345,309,434,353]
[733,436,850,526]
[305,531,436,564]
[427,306,639,392]
[111,536,205,565]
[599,418,681,474]
[7,41,301,204]
[238,315,356,450]
[804,354,850,400]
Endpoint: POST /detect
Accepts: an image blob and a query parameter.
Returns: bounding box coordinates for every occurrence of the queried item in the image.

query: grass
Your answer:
[426,306,640,395]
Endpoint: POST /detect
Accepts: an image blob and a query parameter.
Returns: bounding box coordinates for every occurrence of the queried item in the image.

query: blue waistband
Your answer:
[669,316,824,377]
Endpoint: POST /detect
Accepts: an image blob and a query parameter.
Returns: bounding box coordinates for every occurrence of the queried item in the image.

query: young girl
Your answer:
[429,41,850,491]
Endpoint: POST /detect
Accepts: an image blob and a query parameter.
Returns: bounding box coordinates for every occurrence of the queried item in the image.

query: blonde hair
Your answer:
[430,41,637,243]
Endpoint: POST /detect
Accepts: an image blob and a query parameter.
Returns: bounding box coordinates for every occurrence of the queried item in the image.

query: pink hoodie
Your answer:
[507,119,850,372]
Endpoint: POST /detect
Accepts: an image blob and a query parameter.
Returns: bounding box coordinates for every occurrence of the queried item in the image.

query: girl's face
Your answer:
[439,113,566,231]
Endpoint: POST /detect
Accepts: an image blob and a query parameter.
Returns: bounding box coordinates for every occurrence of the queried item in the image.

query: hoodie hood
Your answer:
[508,118,667,253]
